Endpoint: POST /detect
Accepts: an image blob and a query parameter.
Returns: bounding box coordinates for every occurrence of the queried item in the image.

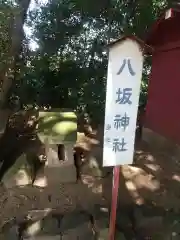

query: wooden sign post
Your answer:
[102,36,145,239]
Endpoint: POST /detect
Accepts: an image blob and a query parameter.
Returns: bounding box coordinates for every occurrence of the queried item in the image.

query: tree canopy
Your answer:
[0,0,174,123]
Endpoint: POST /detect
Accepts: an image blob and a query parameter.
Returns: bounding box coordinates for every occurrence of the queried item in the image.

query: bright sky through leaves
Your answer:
[24,0,48,50]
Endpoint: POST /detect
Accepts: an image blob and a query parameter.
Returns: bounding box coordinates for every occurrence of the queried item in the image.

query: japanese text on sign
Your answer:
[117,58,136,76]
[103,38,144,166]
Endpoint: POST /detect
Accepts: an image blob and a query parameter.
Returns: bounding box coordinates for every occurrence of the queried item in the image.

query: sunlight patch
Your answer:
[15,169,31,186]
[122,165,145,179]
[125,180,144,203]
[135,176,160,191]
[146,154,155,162]
[172,174,180,182]
[33,176,47,187]
[145,163,160,172]
[25,219,41,236]
[126,180,137,191]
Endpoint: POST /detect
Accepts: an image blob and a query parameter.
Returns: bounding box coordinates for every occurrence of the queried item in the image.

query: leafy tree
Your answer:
[0,0,31,108]
[7,0,174,122]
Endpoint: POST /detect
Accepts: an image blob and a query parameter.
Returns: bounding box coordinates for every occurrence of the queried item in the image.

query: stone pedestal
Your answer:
[33,143,76,186]
[3,143,76,189]
[2,154,32,188]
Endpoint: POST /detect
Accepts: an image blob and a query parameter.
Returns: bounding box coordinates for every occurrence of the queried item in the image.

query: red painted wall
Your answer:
[147,13,180,47]
[145,14,180,143]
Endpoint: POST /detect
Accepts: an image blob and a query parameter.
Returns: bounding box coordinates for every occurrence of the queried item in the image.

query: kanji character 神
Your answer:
[115,88,132,105]
[112,138,127,152]
[114,113,130,131]
[117,58,135,76]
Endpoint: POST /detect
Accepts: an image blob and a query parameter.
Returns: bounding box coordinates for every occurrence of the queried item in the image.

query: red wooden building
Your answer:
[144,8,180,144]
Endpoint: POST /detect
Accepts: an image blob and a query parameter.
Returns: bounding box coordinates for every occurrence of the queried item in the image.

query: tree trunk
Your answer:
[0,0,31,108]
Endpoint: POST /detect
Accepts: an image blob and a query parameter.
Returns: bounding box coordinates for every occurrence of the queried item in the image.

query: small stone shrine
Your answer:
[3,108,77,188]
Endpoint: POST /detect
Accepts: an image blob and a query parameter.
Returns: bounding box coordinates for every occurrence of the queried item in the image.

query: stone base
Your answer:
[2,154,32,188]
[3,143,76,189]
[43,143,76,184]
[142,127,180,157]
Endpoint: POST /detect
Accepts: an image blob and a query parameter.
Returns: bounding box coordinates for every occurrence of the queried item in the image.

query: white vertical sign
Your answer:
[103,37,144,166]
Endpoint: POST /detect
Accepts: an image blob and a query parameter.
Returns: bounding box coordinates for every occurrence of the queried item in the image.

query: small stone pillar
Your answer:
[36,109,77,184]
[34,143,76,184]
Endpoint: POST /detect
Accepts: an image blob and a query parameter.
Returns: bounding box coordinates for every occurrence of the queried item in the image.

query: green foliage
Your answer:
[8,0,170,122]
[0,1,14,71]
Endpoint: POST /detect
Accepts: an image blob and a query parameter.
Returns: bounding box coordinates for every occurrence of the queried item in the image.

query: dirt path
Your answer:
[117,141,180,239]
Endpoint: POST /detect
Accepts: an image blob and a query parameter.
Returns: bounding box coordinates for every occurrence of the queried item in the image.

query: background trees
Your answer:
[0,0,174,122]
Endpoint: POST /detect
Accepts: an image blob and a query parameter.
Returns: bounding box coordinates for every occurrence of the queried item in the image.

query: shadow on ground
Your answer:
[1,124,180,239]
[77,126,180,239]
